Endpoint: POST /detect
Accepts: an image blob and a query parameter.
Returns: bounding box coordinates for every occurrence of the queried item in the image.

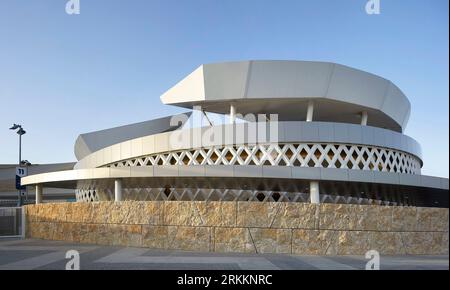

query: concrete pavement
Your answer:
[0,238,448,270]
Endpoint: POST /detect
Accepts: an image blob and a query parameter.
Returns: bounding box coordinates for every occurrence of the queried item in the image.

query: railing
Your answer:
[105,143,422,175]
[0,207,25,238]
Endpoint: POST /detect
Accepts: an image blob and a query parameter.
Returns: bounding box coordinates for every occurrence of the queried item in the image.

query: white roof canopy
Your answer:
[161,60,411,132]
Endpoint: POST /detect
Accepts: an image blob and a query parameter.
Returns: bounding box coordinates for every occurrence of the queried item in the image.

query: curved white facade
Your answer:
[74,122,422,170]
[22,60,449,208]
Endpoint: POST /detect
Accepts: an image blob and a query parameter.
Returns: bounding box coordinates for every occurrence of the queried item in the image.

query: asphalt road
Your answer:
[0,238,448,270]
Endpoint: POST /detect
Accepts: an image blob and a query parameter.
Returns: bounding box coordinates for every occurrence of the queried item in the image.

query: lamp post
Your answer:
[9,124,26,206]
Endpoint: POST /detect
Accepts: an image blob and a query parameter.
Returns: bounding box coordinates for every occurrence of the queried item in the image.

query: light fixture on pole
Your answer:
[9,124,26,164]
[9,123,26,206]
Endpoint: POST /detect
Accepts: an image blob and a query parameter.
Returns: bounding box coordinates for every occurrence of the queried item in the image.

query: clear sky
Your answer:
[0,0,448,177]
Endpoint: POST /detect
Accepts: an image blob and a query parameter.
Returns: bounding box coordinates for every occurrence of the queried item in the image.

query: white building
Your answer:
[21,60,449,207]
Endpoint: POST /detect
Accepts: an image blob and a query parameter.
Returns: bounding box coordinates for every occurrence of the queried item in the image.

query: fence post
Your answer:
[21,207,25,238]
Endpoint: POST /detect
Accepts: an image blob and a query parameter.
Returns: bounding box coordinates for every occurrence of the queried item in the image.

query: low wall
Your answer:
[25,201,449,255]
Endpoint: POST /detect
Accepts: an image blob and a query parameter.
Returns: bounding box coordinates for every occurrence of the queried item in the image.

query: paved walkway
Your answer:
[0,238,448,270]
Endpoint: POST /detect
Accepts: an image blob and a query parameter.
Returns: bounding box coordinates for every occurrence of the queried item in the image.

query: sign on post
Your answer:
[15,167,27,190]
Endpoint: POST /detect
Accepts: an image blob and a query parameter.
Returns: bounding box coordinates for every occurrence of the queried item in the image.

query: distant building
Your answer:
[0,163,75,206]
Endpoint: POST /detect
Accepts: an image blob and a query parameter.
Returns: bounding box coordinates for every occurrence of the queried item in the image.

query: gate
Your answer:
[0,207,25,238]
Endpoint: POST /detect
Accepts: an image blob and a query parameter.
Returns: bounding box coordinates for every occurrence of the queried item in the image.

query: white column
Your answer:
[361,111,368,126]
[306,101,314,122]
[230,103,236,124]
[35,184,43,204]
[310,181,320,204]
[114,179,122,202]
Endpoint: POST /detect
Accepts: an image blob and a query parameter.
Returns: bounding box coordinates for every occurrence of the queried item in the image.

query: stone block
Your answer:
[430,232,449,255]
[417,207,449,232]
[167,226,211,252]
[355,205,392,231]
[319,204,359,230]
[27,222,49,240]
[337,231,372,255]
[106,201,161,225]
[271,203,317,229]
[196,202,236,227]
[430,208,449,232]
[24,205,36,223]
[70,202,92,223]
[90,202,113,224]
[164,202,203,226]
[249,228,292,254]
[416,207,434,232]
[109,224,142,247]
[392,206,417,231]
[292,229,338,255]
[214,227,254,253]
[142,225,168,249]
[143,201,164,225]
[369,231,405,255]
[237,202,281,228]
[375,205,393,231]
[79,224,105,245]
[400,232,434,255]
[52,222,76,242]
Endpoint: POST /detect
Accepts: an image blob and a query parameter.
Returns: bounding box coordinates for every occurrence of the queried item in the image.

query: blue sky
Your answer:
[0,0,448,177]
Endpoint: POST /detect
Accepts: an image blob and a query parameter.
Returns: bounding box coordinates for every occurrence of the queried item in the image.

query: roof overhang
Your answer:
[21,166,449,207]
[161,60,411,132]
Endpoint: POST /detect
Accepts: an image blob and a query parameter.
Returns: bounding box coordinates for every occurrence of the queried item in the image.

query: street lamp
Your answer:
[9,124,26,164]
[9,124,26,206]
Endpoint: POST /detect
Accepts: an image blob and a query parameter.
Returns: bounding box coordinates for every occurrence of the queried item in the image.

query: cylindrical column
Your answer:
[35,184,43,204]
[230,103,236,124]
[310,181,320,204]
[114,179,122,202]
[361,111,368,126]
[306,101,314,122]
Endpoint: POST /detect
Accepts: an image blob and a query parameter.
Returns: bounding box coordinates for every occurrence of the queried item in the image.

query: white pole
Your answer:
[310,181,320,204]
[361,111,368,126]
[35,184,43,204]
[114,179,122,202]
[230,103,236,124]
[306,101,314,122]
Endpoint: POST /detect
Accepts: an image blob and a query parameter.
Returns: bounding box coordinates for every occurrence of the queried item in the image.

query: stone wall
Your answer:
[25,202,449,255]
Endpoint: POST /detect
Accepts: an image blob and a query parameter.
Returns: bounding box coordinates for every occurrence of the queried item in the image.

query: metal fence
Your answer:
[0,207,25,238]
